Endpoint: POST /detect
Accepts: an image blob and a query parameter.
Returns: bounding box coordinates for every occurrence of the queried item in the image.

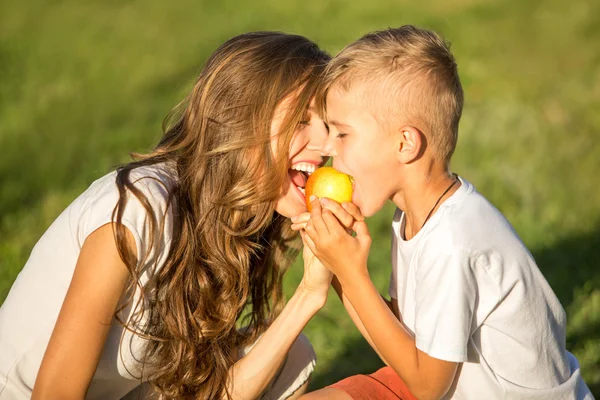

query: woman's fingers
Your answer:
[291,223,307,231]
[291,212,311,223]
[291,212,311,231]
[292,202,363,232]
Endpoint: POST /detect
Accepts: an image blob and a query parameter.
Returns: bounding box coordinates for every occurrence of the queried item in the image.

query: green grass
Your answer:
[1,0,599,395]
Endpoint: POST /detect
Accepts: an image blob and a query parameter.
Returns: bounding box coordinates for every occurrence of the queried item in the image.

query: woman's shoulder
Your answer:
[127,162,178,190]
[80,162,177,207]
[74,162,177,247]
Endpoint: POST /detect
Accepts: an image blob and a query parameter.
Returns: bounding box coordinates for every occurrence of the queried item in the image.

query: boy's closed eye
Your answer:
[337,133,348,139]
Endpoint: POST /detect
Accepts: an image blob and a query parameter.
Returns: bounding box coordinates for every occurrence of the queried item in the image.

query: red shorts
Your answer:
[329,366,417,400]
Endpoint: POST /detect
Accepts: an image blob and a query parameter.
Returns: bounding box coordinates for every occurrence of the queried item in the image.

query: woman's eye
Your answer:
[298,120,311,126]
[337,133,347,139]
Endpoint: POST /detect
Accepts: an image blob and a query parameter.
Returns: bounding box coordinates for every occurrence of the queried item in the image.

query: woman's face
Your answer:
[272,97,329,218]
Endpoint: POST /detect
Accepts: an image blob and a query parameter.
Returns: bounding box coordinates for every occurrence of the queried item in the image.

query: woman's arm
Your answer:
[225,285,323,399]
[32,224,133,400]
[31,220,324,400]
[331,276,391,366]
[224,233,330,400]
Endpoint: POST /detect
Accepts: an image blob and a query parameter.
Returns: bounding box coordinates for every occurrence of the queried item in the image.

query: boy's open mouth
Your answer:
[289,162,316,196]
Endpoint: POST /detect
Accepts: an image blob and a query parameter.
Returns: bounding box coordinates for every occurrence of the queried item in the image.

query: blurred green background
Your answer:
[1,0,599,395]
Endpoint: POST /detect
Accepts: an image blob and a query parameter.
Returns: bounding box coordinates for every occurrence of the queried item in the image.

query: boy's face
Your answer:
[323,87,400,217]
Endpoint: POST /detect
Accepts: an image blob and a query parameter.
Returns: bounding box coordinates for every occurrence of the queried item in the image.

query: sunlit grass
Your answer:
[1,0,598,394]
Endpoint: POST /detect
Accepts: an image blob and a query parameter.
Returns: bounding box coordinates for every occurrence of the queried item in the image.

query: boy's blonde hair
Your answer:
[318,25,464,163]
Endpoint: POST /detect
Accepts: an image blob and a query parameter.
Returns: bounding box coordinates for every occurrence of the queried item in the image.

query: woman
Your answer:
[0,32,331,399]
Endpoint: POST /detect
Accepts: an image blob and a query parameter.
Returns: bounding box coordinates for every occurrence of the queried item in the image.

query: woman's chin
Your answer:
[275,196,307,219]
[274,182,307,218]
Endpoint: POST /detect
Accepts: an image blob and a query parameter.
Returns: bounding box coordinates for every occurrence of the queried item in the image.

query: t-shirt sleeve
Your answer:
[414,248,476,363]
[78,171,172,266]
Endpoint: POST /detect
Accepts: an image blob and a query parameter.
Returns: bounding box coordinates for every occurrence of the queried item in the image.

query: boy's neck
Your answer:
[392,164,460,240]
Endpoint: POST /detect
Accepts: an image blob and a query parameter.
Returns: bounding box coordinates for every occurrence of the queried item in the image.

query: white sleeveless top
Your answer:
[0,163,176,399]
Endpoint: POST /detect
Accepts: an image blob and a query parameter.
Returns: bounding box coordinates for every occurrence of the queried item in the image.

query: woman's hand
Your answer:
[297,231,332,307]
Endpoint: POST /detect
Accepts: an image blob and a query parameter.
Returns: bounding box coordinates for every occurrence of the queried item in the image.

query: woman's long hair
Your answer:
[111,32,330,398]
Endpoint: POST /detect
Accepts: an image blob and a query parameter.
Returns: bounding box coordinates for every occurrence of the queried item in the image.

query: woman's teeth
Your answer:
[291,162,316,175]
[290,163,316,196]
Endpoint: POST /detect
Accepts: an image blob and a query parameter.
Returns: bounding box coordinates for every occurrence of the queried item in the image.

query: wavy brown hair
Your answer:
[110,32,330,399]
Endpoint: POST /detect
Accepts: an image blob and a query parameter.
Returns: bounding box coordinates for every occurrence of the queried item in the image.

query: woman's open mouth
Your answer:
[288,162,317,198]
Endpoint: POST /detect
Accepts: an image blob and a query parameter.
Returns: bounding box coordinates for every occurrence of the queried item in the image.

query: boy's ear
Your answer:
[396,126,423,164]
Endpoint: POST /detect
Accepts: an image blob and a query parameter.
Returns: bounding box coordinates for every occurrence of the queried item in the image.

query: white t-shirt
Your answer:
[388,176,593,399]
[0,163,176,399]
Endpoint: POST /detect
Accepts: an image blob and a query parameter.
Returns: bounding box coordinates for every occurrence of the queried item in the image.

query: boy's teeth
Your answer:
[298,187,305,194]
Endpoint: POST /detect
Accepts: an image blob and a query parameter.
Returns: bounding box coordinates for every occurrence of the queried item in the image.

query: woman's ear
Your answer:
[396,125,423,164]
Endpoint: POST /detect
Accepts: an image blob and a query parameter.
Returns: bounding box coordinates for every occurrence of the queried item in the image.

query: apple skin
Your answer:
[305,167,354,212]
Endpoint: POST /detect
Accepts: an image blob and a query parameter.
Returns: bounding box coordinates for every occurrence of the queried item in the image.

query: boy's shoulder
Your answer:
[421,177,527,255]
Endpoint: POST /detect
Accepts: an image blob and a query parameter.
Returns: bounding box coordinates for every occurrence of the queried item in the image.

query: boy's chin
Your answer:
[360,207,377,218]
[356,200,380,218]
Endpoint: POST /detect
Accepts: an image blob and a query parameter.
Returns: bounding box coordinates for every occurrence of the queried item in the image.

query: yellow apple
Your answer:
[305,166,354,212]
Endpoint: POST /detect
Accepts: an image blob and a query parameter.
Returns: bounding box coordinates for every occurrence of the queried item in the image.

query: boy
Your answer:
[292,26,593,399]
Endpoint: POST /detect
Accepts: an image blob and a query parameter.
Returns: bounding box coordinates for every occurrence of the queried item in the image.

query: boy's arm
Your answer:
[303,198,458,400]
[340,272,458,400]
[292,203,394,365]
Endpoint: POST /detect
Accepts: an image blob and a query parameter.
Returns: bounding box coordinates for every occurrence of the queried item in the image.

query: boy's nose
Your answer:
[321,134,337,157]
[307,121,329,152]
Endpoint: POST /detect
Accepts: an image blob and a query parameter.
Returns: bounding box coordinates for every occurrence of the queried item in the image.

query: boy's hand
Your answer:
[291,198,363,231]
[302,196,371,283]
